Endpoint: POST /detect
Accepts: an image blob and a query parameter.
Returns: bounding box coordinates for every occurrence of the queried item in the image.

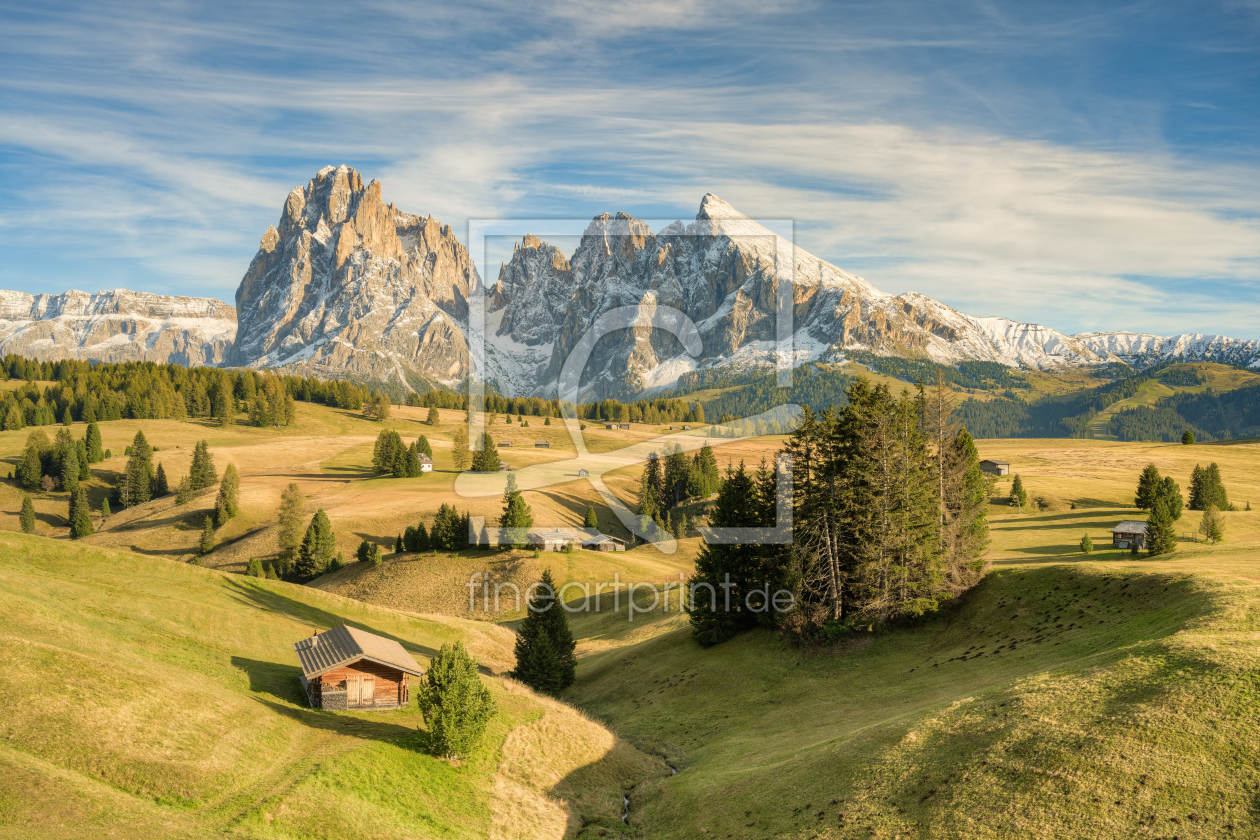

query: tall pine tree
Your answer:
[510,569,577,694]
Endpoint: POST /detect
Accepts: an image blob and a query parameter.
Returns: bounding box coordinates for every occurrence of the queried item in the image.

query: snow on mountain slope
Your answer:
[0,289,236,365]
[1073,331,1260,368]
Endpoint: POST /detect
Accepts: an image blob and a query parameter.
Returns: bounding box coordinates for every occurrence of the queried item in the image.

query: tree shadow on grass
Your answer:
[221,576,494,677]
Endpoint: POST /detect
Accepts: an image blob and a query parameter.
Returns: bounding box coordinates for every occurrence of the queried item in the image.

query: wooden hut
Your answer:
[293,625,424,711]
[528,529,577,551]
[498,440,513,447]
[580,534,626,552]
[979,459,1010,476]
[1111,521,1148,550]
[417,454,433,472]
[534,440,550,448]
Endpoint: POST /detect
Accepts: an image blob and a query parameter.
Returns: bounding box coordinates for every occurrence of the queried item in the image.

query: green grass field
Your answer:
[4,398,1260,838]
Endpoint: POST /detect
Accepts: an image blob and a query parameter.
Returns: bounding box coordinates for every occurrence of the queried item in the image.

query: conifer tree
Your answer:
[510,569,577,694]
[215,463,239,525]
[1135,463,1163,510]
[1158,475,1183,520]
[427,406,440,425]
[84,422,103,463]
[276,482,306,570]
[189,440,217,490]
[417,435,433,458]
[295,509,336,580]
[246,557,265,577]
[1009,474,1027,510]
[175,476,192,505]
[676,511,688,538]
[583,505,598,529]
[499,473,533,548]
[417,641,496,759]
[75,440,90,481]
[198,514,215,555]
[154,462,170,497]
[1079,533,1093,554]
[1189,464,1207,510]
[19,494,35,533]
[1205,463,1230,511]
[1145,499,1177,557]
[69,486,93,539]
[100,497,110,521]
[471,433,501,472]
[1182,430,1195,445]
[61,445,80,495]
[1199,504,1224,544]
[18,442,42,491]
[119,431,153,508]
[61,406,73,426]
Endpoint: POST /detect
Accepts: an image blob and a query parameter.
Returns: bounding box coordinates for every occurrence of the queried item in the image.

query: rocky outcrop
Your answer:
[226,165,477,388]
[0,289,236,365]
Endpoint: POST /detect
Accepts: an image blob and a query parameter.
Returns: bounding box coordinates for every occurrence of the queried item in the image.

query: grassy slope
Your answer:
[0,533,664,840]
[567,552,1260,838]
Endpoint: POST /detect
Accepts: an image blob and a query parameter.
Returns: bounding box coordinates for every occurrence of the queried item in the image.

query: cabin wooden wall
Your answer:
[314,659,409,710]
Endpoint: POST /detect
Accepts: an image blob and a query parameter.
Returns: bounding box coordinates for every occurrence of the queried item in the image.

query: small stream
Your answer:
[622,762,678,824]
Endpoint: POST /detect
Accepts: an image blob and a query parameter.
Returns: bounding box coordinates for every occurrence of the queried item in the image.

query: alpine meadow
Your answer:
[2,1,1260,838]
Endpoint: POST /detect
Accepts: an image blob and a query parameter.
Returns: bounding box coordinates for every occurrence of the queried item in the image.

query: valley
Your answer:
[2,390,1260,838]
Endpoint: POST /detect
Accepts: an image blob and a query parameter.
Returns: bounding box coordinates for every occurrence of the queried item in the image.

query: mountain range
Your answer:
[3,164,1257,398]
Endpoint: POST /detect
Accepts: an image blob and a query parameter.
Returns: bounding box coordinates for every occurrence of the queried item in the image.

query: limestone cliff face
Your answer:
[0,289,236,365]
[227,165,476,388]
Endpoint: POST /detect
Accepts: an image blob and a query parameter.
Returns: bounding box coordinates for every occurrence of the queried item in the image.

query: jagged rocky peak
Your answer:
[227,165,477,389]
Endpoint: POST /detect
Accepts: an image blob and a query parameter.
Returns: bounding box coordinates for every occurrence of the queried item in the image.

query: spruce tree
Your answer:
[1134,463,1162,510]
[583,505,599,529]
[452,425,469,470]
[120,431,153,508]
[1158,475,1183,520]
[1182,430,1195,445]
[69,486,93,539]
[75,440,90,481]
[175,476,192,505]
[417,641,496,759]
[1205,463,1231,511]
[510,569,578,694]
[676,511,688,538]
[471,433,500,472]
[19,494,35,533]
[246,557,265,577]
[100,497,110,521]
[1010,474,1027,510]
[687,462,766,645]
[499,473,534,548]
[1079,533,1093,554]
[1145,499,1177,557]
[276,482,306,569]
[215,463,239,525]
[85,422,104,463]
[154,462,170,497]
[418,435,433,458]
[61,446,80,495]
[427,406,440,425]
[61,406,73,426]
[1199,505,1224,544]
[189,440,217,490]
[295,509,336,580]
[199,514,215,555]
[1189,464,1207,510]
[18,443,42,491]
[395,533,403,553]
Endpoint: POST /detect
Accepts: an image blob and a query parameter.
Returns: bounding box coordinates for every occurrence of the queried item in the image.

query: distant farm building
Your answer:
[1111,521,1148,550]
[293,625,424,711]
[605,423,617,429]
[498,441,513,447]
[534,440,550,448]
[417,454,433,472]
[528,529,577,551]
[499,463,512,471]
[578,468,590,477]
[979,460,1010,476]
[580,534,626,552]
[682,425,692,430]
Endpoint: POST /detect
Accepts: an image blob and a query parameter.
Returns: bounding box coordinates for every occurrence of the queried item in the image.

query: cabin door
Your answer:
[346,676,360,706]
[361,678,375,706]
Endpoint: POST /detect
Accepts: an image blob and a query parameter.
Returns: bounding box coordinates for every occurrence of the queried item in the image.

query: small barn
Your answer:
[498,441,513,447]
[499,463,512,471]
[578,468,590,477]
[528,529,576,551]
[293,625,425,711]
[682,425,691,430]
[417,454,433,472]
[619,423,630,430]
[535,440,550,448]
[580,534,626,552]
[979,459,1010,476]
[1111,520,1148,550]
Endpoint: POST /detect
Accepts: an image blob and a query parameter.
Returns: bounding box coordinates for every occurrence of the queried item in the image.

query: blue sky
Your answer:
[1,0,1257,337]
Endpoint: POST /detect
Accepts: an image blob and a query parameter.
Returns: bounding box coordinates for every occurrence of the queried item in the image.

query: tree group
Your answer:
[372,429,430,477]
[1189,463,1231,511]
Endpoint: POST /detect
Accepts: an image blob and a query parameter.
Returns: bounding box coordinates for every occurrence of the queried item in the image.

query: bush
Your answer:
[1079,533,1093,554]
[417,642,496,759]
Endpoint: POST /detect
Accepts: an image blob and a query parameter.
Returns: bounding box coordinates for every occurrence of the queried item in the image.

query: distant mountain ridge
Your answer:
[0,289,235,366]
[2,166,1257,394]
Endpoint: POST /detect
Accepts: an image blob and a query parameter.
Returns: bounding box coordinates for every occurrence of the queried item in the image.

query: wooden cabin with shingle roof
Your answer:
[293,625,425,711]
